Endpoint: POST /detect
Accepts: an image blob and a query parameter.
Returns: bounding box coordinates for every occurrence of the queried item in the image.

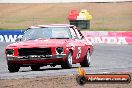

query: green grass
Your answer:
[0,28,26,30]
[0,2,132,31]
[0,28,128,31]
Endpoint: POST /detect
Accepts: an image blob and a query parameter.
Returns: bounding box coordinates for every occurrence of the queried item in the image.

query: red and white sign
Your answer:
[82,31,132,44]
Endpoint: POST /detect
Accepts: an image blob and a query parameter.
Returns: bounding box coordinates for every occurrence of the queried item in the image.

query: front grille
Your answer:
[18,48,52,56]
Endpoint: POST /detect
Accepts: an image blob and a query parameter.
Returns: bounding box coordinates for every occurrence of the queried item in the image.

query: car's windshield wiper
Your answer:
[26,37,45,40]
[26,38,36,40]
[50,37,69,39]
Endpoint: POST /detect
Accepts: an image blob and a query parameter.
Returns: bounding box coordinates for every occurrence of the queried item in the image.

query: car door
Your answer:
[73,27,87,62]
[69,27,86,63]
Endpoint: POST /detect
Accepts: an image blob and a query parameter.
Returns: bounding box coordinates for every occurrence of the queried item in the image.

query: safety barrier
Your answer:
[0,30,132,44]
[83,31,132,44]
[0,30,24,42]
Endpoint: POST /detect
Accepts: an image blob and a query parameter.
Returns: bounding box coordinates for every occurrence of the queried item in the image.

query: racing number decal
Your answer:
[76,47,81,59]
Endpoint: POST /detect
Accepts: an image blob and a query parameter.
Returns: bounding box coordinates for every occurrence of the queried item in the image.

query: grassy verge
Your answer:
[0,28,130,31]
[0,2,132,31]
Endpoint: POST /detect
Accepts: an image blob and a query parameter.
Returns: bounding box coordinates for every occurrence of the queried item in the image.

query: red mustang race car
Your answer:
[5,24,93,72]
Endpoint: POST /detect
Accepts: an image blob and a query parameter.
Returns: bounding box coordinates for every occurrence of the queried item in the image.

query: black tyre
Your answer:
[31,66,40,71]
[61,52,72,69]
[76,75,87,85]
[8,64,20,73]
[80,50,91,67]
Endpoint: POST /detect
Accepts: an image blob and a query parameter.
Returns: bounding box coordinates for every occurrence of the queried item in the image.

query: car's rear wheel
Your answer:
[80,50,90,67]
[61,52,72,69]
[8,64,20,72]
[31,65,40,71]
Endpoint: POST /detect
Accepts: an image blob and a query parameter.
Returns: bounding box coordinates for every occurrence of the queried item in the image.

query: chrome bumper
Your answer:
[6,54,66,60]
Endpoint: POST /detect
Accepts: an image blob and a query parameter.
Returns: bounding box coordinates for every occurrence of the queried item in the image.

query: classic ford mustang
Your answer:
[5,24,93,72]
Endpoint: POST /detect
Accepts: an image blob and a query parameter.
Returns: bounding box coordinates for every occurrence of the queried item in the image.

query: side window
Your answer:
[69,28,77,39]
[74,28,82,39]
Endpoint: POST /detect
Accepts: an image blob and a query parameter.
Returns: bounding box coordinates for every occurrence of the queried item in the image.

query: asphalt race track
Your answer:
[0,42,132,79]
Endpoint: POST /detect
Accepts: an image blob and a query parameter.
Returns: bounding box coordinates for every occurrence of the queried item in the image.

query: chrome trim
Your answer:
[6,54,66,60]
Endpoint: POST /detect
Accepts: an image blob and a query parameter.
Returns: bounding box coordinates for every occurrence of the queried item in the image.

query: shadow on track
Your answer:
[19,66,79,73]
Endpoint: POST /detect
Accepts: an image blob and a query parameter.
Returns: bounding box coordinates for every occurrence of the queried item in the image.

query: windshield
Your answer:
[22,27,71,41]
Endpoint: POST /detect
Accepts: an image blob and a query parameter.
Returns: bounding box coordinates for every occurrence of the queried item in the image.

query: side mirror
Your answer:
[15,37,22,42]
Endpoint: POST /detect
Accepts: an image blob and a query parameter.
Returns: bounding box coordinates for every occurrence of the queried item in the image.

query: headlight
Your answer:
[6,49,14,55]
[56,47,64,54]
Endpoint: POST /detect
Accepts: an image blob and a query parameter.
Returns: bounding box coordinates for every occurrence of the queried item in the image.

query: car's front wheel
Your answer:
[61,52,72,69]
[8,64,20,72]
[80,50,91,67]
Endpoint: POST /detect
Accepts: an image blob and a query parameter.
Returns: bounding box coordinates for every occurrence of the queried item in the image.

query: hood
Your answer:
[6,39,71,48]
